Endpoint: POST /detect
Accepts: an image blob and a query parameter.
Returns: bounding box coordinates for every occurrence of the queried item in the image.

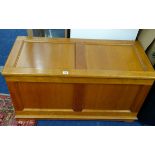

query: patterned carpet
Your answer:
[0,93,36,126]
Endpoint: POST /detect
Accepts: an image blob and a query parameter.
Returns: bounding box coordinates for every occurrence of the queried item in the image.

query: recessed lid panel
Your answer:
[76,44,143,71]
[15,42,75,69]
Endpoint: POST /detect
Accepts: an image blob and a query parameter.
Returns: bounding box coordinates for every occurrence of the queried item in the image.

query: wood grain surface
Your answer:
[2,37,155,120]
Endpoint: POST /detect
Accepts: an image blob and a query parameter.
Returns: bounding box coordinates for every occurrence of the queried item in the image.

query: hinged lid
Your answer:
[2,36,155,80]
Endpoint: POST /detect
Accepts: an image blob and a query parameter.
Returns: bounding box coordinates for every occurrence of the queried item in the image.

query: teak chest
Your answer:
[2,36,155,121]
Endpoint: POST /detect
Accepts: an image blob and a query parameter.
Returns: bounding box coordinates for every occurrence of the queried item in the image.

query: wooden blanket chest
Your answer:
[2,36,155,121]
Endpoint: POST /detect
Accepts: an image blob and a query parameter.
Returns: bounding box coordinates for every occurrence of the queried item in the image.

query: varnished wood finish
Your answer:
[72,84,84,112]
[130,85,152,112]
[7,81,151,120]
[15,110,137,120]
[2,37,155,120]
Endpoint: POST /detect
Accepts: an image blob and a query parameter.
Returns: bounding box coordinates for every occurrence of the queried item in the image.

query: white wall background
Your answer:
[71,29,139,40]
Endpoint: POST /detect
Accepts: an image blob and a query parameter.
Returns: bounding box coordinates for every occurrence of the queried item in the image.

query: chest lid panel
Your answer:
[2,36,155,80]
[15,42,75,69]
